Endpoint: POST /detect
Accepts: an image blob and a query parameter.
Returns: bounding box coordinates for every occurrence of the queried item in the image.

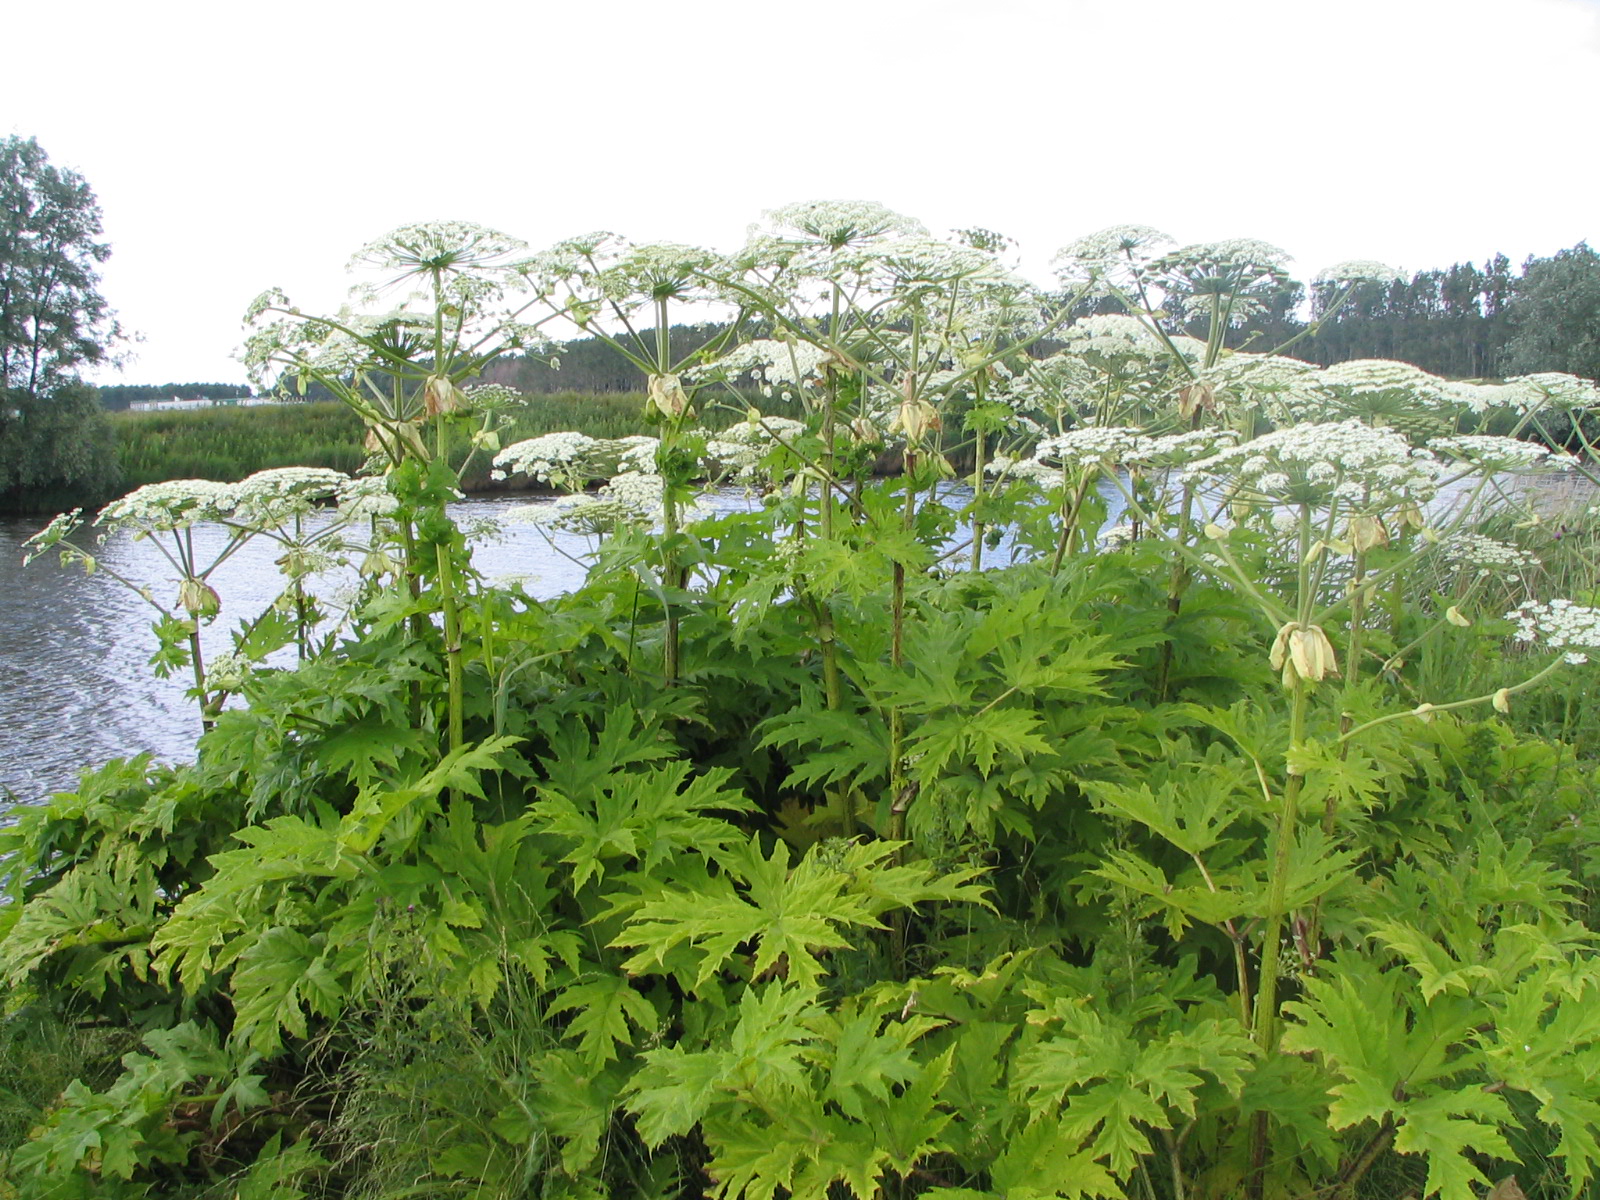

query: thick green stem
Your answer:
[1247,679,1310,1198]
[435,542,465,755]
[1155,416,1204,701]
[188,625,215,734]
[1049,477,1092,575]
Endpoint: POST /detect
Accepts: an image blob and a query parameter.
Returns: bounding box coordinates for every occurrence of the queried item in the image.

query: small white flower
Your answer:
[1313,260,1404,285]
[1429,435,1577,472]
[1034,426,1148,470]
[97,480,238,535]
[1506,599,1600,664]
[1190,420,1444,511]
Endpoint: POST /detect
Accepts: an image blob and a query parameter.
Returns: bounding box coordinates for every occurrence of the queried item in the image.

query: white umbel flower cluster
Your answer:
[493,432,606,487]
[1190,420,1444,509]
[1194,354,1326,419]
[337,476,400,519]
[97,480,239,535]
[707,339,835,398]
[1508,373,1600,411]
[1321,359,1456,412]
[1507,599,1600,664]
[1052,225,1174,292]
[1443,380,1540,416]
[615,435,660,474]
[1129,429,1241,468]
[512,472,716,536]
[351,221,527,277]
[705,416,807,483]
[1061,315,1167,361]
[1439,532,1537,581]
[986,455,1064,485]
[1034,427,1148,469]
[1313,260,1404,285]
[763,200,927,248]
[229,467,349,526]
[1428,435,1578,471]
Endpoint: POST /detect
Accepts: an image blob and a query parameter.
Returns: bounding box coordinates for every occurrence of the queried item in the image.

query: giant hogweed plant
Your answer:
[21,467,398,730]
[240,222,562,757]
[9,212,1600,1200]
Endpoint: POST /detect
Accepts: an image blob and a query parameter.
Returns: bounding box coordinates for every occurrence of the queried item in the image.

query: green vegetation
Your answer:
[10,214,1600,1200]
[113,402,367,487]
[110,391,804,492]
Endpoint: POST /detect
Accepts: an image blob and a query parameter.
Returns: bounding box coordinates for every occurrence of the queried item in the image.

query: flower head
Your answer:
[494,432,608,489]
[350,221,527,279]
[97,480,237,535]
[1052,225,1174,293]
[1507,599,1600,664]
[1439,532,1537,581]
[1428,435,1578,472]
[1314,260,1404,286]
[762,200,927,249]
[1034,426,1148,470]
[229,467,348,527]
[1190,419,1443,511]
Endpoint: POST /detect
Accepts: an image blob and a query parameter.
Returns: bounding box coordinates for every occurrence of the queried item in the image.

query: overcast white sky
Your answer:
[4,0,1598,386]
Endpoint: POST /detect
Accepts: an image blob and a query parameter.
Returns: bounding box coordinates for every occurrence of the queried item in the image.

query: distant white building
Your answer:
[128,395,279,412]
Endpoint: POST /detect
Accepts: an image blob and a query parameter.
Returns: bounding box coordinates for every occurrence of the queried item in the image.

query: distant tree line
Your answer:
[95,382,254,411]
[1204,244,1599,381]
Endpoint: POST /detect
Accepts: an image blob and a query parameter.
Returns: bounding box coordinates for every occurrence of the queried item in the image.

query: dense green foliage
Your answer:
[0,380,120,509]
[1506,243,1600,383]
[10,213,1600,1200]
[0,136,122,510]
[113,402,368,487]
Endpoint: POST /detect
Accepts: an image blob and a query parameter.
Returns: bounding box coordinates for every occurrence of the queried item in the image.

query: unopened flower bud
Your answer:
[361,549,398,578]
[1203,523,1229,541]
[424,375,466,416]
[1492,688,1512,714]
[1177,382,1216,421]
[647,373,692,420]
[1445,606,1472,628]
[892,395,940,443]
[178,578,221,620]
[1348,514,1390,553]
[1271,621,1338,686]
[850,417,884,446]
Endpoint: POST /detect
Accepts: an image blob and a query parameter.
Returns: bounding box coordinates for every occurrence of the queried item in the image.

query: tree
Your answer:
[1504,241,1600,381]
[0,380,118,497]
[0,136,122,507]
